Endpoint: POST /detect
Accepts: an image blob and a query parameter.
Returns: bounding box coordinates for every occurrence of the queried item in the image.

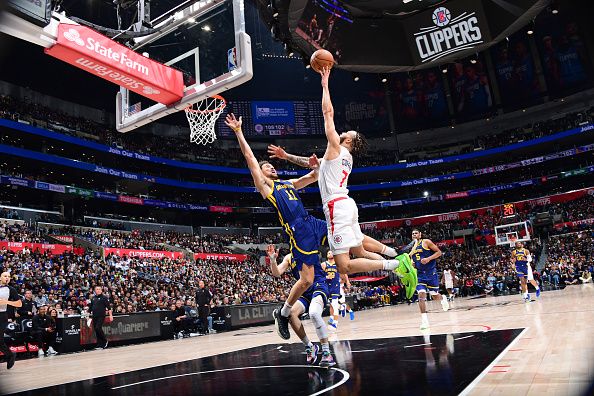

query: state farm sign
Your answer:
[45,24,184,105]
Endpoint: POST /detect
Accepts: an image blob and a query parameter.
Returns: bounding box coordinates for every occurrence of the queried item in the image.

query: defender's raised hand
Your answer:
[320,66,331,88]
[267,144,287,160]
[224,113,242,133]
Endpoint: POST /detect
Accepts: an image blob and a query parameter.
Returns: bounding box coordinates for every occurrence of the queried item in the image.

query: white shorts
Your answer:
[324,197,364,255]
[445,281,454,290]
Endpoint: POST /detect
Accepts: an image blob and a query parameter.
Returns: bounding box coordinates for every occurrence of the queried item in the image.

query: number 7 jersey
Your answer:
[319,146,353,204]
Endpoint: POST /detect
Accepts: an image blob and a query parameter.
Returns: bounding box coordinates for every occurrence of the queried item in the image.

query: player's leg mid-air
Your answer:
[266,246,335,367]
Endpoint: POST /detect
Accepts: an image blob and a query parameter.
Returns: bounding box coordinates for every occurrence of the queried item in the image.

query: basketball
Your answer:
[310,49,334,73]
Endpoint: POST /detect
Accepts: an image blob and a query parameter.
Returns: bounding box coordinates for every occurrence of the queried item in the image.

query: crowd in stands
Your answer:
[0,194,591,331]
[1,94,592,169]
[0,221,44,243]
[364,193,594,245]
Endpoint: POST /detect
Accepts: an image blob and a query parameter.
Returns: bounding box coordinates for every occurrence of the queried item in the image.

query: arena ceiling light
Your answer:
[268,0,279,18]
[527,20,535,35]
[353,73,360,82]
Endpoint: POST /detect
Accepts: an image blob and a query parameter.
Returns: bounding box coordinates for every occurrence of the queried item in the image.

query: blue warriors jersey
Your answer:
[512,248,529,277]
[324,261,340,296]
[412,239,439,293]
[266,180,308,226]
[411,240,437,276]
[266,180,328,267]
[512,248,529,266]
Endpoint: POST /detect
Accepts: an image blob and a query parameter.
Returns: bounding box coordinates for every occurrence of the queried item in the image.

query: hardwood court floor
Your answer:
[1,285,593,395]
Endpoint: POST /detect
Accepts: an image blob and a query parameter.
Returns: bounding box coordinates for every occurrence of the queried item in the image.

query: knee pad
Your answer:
[309,296,328,340]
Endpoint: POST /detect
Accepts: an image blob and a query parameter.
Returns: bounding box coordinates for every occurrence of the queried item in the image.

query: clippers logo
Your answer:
[333,235,343,245]
[432,7,451,27]
[414,7,483,63]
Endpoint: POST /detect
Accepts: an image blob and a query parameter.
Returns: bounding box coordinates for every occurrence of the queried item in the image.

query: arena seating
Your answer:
[1,94,592,168]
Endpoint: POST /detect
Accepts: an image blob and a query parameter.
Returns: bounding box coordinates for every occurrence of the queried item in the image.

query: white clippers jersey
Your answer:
[319,146,353,204]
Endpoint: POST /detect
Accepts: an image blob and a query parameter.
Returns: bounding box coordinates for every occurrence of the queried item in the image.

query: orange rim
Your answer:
[185,95,227,114]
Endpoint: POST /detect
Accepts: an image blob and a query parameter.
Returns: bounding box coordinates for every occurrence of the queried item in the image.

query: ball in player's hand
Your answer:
[310,49,334,73]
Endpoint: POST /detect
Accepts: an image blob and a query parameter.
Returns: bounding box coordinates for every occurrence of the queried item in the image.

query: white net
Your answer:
[184,95,226,145]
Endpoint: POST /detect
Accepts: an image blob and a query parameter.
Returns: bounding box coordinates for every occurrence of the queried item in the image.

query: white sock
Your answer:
[321,343,330,353]
[523,292,529,298]
[535,285,540,290]
[281,302,292,317]
[381,246,397,258]
[382,259,399,271]
[421,313,429,323]
[348,308,353,313]
[302,336,313,349]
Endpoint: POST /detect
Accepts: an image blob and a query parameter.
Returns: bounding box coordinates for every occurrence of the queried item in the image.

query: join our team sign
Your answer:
[403,1,491,65]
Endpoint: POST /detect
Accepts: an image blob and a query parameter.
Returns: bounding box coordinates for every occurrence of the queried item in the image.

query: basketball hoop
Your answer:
[184,95,226,145]
[508,233,518,248]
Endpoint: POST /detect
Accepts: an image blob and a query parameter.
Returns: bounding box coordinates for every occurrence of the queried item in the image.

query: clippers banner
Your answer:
[0,241,74,255]
[45,24,184,105]
[194,253,248,262]
[103,248,184,260]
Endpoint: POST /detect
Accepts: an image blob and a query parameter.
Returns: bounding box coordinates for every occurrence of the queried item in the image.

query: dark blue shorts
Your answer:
[298,276,329,311]
[287,215,328,268]
[416,273,440,295]
[328,280,340,298]
[515,264,528,278]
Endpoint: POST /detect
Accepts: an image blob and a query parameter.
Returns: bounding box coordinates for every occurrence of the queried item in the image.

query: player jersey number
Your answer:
[327,271,336,280]
[285,189,298,201]
[415,254,421,262]
[339,170,348,187]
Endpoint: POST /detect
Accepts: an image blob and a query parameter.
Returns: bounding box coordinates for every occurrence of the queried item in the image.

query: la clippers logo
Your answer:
[414,7,483,63]
[432,7,451,27]
[64,29,84,46]
[333,235,343,245]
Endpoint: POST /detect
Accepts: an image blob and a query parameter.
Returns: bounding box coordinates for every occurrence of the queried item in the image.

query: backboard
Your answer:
[115,0,253,132]
[495,221,531,247]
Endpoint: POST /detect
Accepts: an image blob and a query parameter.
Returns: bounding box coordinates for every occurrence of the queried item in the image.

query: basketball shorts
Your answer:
[515,263,528,278]
[298,277,329,311]
[323,196,364,255]
[445,280,454,289]
[417,273,440,295]
[328,281,340,299]
[288,215,328,268]
[328,282,343,300]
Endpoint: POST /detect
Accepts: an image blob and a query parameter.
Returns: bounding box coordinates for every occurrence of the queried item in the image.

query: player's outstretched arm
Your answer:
[225,113,271,199]
[268,144,312,168]
[320,67,341,160]
[290,169,319,190]
[267,144,320,189]
[421,239,442,264]
[267,244,290,277]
